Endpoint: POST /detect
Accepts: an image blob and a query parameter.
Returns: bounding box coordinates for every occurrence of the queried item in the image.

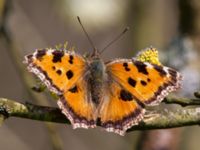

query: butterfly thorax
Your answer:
[87,57,105,106]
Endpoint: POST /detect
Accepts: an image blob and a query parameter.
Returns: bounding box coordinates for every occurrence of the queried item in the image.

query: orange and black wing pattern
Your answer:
[24,49,96,128]
[99,79,145,136]
[106,59,182,105]
[58,78,97,129]
[24,49,86,94]
[99,58,182,135]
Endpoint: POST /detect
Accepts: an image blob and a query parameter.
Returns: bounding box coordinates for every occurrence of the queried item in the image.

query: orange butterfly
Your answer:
[24,19,182,136]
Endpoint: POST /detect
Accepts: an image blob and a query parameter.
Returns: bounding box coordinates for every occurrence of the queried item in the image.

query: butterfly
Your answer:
[24,16,182,136]
[24,45,182,136]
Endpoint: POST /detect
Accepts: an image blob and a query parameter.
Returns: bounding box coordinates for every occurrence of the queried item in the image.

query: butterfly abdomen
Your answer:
[88,58,105,106]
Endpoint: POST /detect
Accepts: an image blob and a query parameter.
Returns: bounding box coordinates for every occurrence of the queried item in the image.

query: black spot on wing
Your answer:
[70,55,74,60]
[36,49,46,60]
[123,62,128,67]
[120,89,133,101]
[52,66,56,70]
[128,77,137,87]
[69,55,74,64]
[69,60,73,64]
[66,70,73,79]
[56,69,62,75]
[125,67,130,71]
[123,62,131,71]
[69,85,78,93]
[134,61,148,75]
[153,65,167,77]
[52,50,64,63]
[147,78,151,82]
[140,80,147,86]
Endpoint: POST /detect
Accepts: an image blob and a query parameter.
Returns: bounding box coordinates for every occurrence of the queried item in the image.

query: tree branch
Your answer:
[163,96,200,107]
[0,98,69,124]
[1,96,200,132]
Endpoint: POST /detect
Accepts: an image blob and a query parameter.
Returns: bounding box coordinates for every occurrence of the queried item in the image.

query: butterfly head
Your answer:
[90,48,100,58]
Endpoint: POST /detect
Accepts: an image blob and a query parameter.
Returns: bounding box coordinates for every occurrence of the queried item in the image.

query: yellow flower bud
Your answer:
[136,47,162,66]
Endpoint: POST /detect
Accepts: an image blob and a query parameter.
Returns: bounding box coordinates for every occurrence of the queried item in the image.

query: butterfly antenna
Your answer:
[77,16,97,51]
[100,27,129,54]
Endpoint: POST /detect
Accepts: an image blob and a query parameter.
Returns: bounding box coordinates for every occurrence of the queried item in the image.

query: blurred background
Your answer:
[0,0,200,150]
